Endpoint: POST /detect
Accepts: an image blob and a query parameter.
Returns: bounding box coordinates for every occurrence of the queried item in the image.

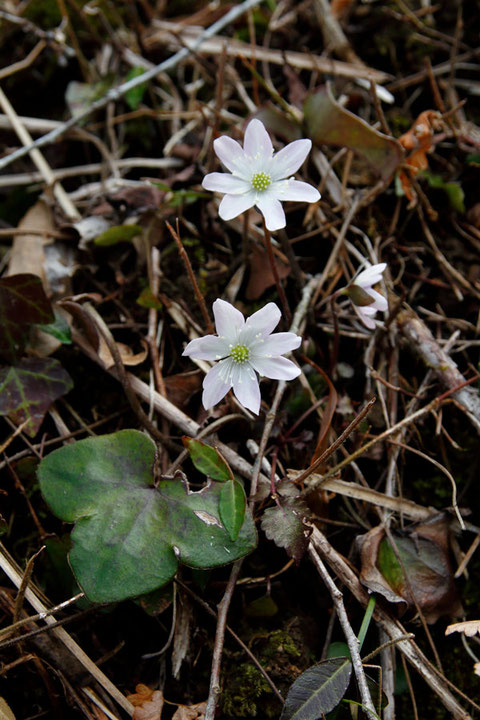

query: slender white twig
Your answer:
[0,0,264,172]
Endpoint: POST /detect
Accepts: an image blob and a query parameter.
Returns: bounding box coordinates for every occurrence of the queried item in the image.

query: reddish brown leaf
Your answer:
[127,685,164,720]
[398,110,442,203]
[246,244,290,300]
[172,701,206,720]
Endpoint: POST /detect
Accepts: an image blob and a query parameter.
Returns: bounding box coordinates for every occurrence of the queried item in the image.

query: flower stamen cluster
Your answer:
[230,344,250,363]
[251,171,271,192]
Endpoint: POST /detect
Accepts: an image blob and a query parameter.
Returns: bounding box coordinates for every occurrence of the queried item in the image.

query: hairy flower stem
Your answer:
[263,219,292,326]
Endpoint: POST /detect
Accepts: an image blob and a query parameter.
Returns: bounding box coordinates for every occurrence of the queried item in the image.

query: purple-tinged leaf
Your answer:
[0,357,73,436]
[0,274,54,362]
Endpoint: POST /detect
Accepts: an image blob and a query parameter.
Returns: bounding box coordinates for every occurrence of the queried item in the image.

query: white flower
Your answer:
[182,299,301,414]
[202,119,320,232]
[346,263,388,329]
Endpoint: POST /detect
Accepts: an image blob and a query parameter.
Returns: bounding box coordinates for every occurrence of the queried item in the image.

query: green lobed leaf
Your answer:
[280,657,352,720]
[304,85,404,182]
[182,437,233,482]
[0,274,54,363]
[94,225,143,246]
[219,479,247,541]
[0,358,73,437]
[37,430,257,603]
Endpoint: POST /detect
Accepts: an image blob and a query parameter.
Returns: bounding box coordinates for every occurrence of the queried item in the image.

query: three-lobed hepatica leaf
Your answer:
[37,430,257,604]
[0,357,73,437]
[280,657,352,720]
[0,274,54,363]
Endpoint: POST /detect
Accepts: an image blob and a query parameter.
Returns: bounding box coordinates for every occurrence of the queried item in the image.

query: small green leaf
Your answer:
[136,287,163,309]
[38,431,257,603]
[36,310,72,344]
[0,358,73,437]
[219,479,247,541]
[421,171,465,213]
[183,437,233,482]
[124,67,148,111]
[280,657,352,719]
[95,225,143,246]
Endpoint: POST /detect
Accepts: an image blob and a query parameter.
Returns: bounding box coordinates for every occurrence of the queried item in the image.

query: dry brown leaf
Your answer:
[445,620,480,637]
[172,701,206,720]
[246,244,290,300]
[98,338,149,369]
[127,685,164,720]
[398,110,442,204]
[474,662,480,677]
[164,371,203,408]
[7,200,53,290]
[0,697,16,720]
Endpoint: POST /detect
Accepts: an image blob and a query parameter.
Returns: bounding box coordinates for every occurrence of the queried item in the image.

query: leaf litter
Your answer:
[1,2,480,719]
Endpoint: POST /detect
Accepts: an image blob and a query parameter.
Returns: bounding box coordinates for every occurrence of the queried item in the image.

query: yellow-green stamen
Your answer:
[230,345,250,363]
[251,171,271,192]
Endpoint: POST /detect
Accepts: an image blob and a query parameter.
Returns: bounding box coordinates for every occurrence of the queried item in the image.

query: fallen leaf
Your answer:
[172,701,206,720]
[164,371,202,408]
[127,684,164,720]
[358,517,462,623]
[445,620,480,637]
[304,84,404,182]
[398,110,442,204]
[7,201,53,290]
[262,497,311,564]
[246,244,290,300]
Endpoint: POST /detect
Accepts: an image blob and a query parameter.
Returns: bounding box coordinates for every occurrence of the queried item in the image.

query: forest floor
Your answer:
[1,1,480,719]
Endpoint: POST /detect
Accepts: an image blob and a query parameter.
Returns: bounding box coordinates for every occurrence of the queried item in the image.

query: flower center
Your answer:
[251,171,271,192]
[230,344,250,363]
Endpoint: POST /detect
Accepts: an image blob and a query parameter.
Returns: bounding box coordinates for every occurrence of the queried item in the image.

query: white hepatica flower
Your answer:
[346,263,388,329]
[202,119,320,232]
[182,299,301,414]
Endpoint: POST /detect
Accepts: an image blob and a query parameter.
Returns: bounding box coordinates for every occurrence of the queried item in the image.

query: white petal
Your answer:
[251,332,301,356]
[202,173,251,195]
[182,335,229,361]
[243,119,273,162]
[270,139,312,180]
[213,298,245,338]
[367,288,388,312]
[213,136,250,178]
[355,263,386,288]
[273,179,320,203]
[245,302,281,337]
[354,305,377,329]
[231,363,261,414]
[250,355,300,380]
[219,192,256,221]
[255,196,286,232]
[202,360,232,409]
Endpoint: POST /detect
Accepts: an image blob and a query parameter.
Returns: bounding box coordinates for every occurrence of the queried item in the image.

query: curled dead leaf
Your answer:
[398,110,443,204]
[358,516,462,623]
[127,685,164,720]
[172,701,206,720]
[445,620,480,638]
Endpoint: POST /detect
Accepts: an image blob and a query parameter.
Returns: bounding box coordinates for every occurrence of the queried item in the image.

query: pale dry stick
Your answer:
[312,0,361,62]
[0,543,134,715]
[0,0,264,172]
[0,39,47,81]
[309,527,474,719]
[308,544,377,720]
[147,20,390,82]
[397,306,480,433]
[0,593,84,640]
[0,87,80,221]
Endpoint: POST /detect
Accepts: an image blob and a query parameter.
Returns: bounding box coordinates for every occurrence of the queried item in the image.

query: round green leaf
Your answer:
[37,430,257,603]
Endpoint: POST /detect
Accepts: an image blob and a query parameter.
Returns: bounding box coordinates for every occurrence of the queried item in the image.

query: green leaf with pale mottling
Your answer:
[38,430,257,603]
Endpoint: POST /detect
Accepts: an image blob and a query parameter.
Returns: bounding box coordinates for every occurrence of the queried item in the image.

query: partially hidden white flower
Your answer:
[202,119,320,232]
[345,263,388,329]
[182,299,301,414]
